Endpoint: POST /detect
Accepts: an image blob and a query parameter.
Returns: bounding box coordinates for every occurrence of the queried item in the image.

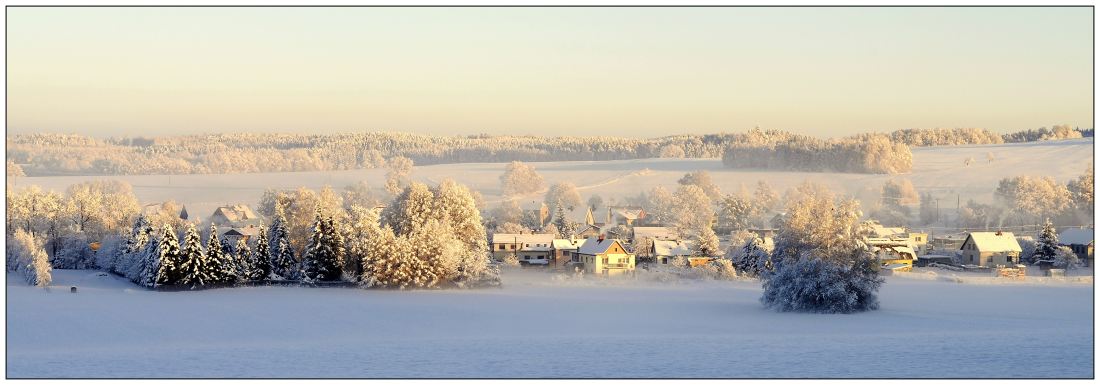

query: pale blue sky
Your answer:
[7,7,1093,138]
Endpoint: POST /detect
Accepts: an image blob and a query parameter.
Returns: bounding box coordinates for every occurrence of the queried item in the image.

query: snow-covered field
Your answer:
[16,139,1094,219]
[7,269,1092,378]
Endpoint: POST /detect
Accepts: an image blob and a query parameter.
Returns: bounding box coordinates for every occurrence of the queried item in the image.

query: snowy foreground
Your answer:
[7,269,1093,378]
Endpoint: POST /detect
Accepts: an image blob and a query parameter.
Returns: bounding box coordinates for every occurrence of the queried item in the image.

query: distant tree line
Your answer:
[9,125,1087,177]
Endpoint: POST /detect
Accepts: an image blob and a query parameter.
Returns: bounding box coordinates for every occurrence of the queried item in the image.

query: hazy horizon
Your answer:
[8,7,1093,138]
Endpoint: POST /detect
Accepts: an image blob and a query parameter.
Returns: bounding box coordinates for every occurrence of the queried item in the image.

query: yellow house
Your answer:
[577,236,636,276]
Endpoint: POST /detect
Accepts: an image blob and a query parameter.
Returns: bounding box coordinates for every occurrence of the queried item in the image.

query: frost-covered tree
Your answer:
[658,144,686,158]
[384,156,414,196]
[268,208,298,280]
[544,182,582,211]
[205,225,235,284]
[500,161,544,197]
[718,194,754,233]
[234,237,256,282]
[150,224,182,286]
[696,225,721,258]
[251,224,272,281]
[1068,164,1094,214]
[678,171,722,200]
[881,178,919,206]
[1054,246,1080,270]
[731,234,773,278]
[1031,218,1060,265]
[301,211,343,282]
[918,192,938,225]
[178,224,211,287]
[753,180,779,214]
[552,204,578,239]
[588,195,603,211]
[672,185,714,240]
[11,229,51,287]
[761,182,883,313]
[995,176,1073,225]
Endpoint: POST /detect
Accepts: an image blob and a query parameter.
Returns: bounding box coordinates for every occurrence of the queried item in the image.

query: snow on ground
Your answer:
[15,138,1094,219]
[7,269,1092,378]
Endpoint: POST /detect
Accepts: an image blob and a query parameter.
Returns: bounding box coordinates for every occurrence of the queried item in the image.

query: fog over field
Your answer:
[16,138,1094,221]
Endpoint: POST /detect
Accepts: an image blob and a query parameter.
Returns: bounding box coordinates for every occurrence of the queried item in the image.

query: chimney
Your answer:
[995,231,1003,236]
[598,234,605,242]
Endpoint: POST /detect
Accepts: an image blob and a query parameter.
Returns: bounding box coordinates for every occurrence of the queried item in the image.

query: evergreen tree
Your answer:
[216,231,239,283]
[269,209,298,280]
[1032,218,1060,265]
[178,223,210,287]
[114,215,152,276]
[302,211,342,281]
[154,224,182,286]
[205,225,229,283]
[235,237,255,282]
[552,203,577,239]
[253,224,272,280]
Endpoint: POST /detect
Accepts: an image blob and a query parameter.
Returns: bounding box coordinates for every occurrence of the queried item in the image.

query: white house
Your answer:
[960,231,1022,267]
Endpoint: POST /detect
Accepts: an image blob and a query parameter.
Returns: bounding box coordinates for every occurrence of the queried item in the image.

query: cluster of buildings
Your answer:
[865,221,1095,271]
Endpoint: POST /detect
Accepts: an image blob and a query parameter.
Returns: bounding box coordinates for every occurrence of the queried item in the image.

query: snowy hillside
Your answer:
[7,269,1092,378]
[16,138,1093,219]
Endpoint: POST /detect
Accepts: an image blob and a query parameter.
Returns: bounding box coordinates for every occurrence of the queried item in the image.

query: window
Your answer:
[524,256,531,260]
[537,256,544,260]
[498,245,505,250]
[510,245,515,250]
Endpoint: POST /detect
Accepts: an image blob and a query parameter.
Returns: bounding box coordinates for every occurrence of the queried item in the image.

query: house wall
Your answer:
[961,250,1019,267]
[579,251,635,276]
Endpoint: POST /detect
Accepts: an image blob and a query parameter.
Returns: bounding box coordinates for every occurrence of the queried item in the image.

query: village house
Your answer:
[490,233,555,265]
[930,233,968,252]
[550,238,584,269]
[576,236,636,276]
[209,204,264,243]
[605,206,645,227]
[650,239,696,265]
[1058,227,1095,267]
[632,226,678,242]
[959,231,1022,267]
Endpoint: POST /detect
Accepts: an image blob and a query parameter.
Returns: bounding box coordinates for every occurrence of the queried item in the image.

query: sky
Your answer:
[6,7,1093,138]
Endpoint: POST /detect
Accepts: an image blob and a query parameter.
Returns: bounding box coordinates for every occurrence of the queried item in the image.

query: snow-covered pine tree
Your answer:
[328,216,347,279]
[252,224,272,280]
[154,224,182,286]
[552,203,576,240]
[235,237,255,282]
[302,211,342,282]
[214,230,239,283]
[113,215,152,276]
[132,228,163,287]
[268,210,297,280]
[178,223,210,287]
[205,225,229,284]
[1032,218,1059,265]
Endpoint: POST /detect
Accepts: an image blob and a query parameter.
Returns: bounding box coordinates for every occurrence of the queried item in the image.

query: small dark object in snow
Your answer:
[70,287,77,293]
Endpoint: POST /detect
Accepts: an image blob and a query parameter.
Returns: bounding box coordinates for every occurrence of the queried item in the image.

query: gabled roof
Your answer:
[578,237,627,255]
[1058,228,1095,246]
[652,240,695,257]
[551,238,584,250]
[633,226,678,241]
[212,204,261,224]
[491,233,555,251]
[963,232,1022,253]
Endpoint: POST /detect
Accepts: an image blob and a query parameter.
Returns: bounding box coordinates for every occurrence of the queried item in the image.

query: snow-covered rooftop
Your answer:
[551,239,584,250]
[1058,228,1094,246]
[633,226,678,241]
[652,240,696,257]
[577,237,626,255]
[491,233,556,250]
[964,232,1022,253]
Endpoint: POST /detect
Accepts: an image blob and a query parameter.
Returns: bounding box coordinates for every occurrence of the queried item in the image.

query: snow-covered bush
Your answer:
[760,254,882,314]
[732,236,772,278]
[11,229,52,287]
[1054,246,1080,270]
[761,183,884,313]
